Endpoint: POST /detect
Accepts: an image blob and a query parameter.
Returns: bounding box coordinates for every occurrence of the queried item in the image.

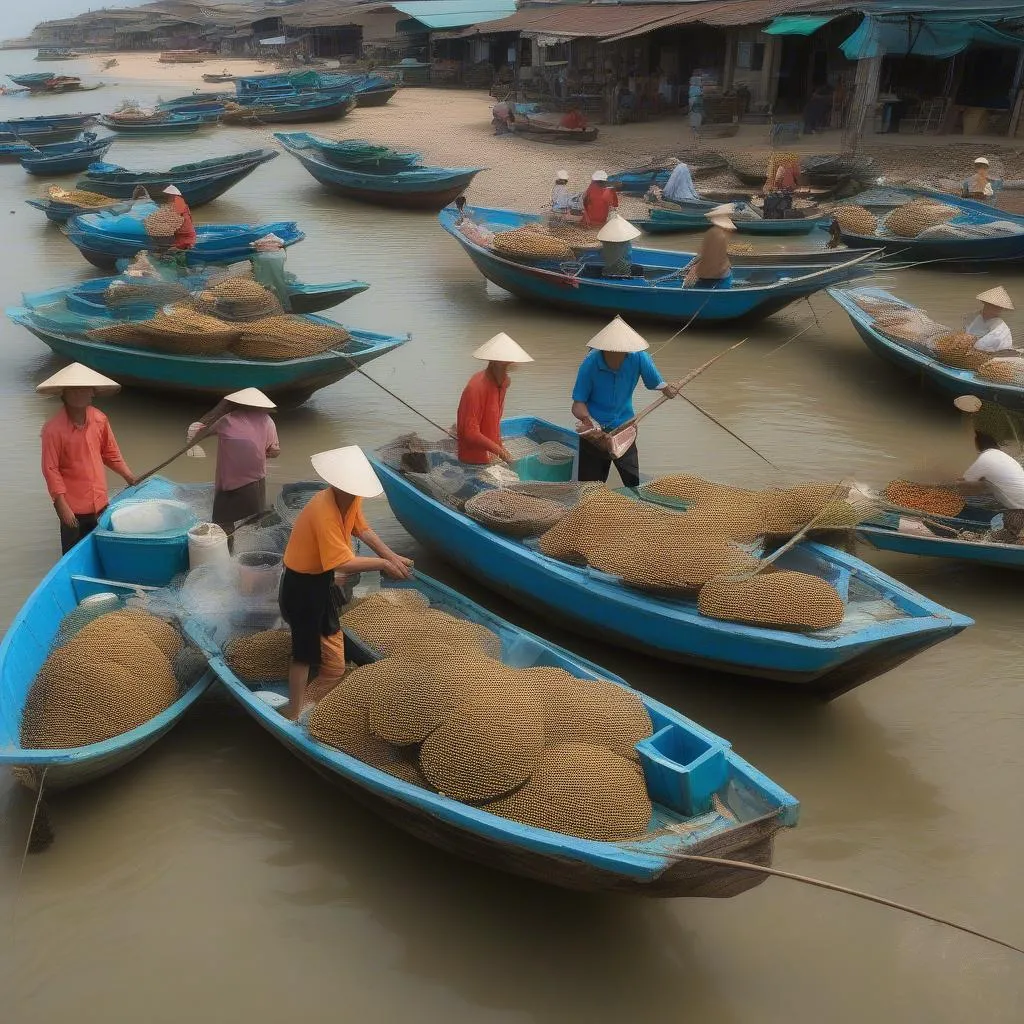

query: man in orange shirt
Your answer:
[581,170,619,228]
[456,332,534,464]
[38,363,136,554]
[162,184,197,250]
[278,446,413,721]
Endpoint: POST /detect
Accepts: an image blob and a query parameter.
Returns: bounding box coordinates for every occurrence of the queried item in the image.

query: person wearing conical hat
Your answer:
[456,333,534,465]
[186,388,280,545]
[571,317,678,487]
[38,363,136,555]
[683,204,736,288]
[581,170,619,228]
[964,157,995,201]
[966,286,1014,353]
[279,446,412,720]
[597,213,641,278]
[162,184,196,250]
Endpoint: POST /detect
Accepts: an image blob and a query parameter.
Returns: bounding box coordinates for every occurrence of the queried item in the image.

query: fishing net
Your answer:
[463,482,601,538]
[20,608,187,750]
[976,357,1024,385]
[230,315,351,360]
[870,308,950,351]
[143,207,184,241]
[492,227,574,261]
[831,205,877,234]
[917,220,1024,239]
[933,331,990,370]
[88,306,239,355]
[882,198,956,237]
[46,185,117,208]
[883,480,965,517]
[545,223,598,249]
[483,743,652,842]
[105,279,190,308]
[698,570,845,632]
[274,481,327,525]
[191,276,284,322]
[224,629,291,682]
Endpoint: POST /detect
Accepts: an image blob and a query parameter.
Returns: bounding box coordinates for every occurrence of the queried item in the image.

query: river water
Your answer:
[0,52,1021,1023]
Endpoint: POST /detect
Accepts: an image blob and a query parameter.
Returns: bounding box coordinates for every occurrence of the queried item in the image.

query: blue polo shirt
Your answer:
[571,350,665,431]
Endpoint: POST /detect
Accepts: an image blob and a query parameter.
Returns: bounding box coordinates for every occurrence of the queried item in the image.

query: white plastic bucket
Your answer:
[187,522,230,569]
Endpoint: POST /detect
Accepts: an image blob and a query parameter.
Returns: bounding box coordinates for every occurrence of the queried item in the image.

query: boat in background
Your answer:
[634,205,827,237]
[509,114,598,143]
[97,112,205,135]
[1,112,98,132]
[221,93,355,125]
[19,134,114,176]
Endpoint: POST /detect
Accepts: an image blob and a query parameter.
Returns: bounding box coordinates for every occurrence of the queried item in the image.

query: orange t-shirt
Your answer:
[171,195,197,249]
[283,488,368,574]
[581,183,618,228]
[456,369,509,464]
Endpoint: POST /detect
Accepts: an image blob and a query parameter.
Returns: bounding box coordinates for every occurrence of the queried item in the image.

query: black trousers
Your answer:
[59,509,104,555]
[577,438,640,489]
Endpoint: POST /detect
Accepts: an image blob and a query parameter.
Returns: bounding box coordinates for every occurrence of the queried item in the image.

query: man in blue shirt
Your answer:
[571,316,678,487]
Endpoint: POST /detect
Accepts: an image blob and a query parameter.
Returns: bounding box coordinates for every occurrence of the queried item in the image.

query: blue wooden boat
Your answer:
[440,205,879,325]
[285,132,421,173]
[190,561,798,895]
[634,205,828,237]
[97,112,205,135]
[834,190,1024,263]
[0,126,85,156]
[19,134,114,176]
[277,133,485,210]
[352,82,398,107]
[0,112,98,132]
[222,94,355,126]
[8,290,405,405]
[8,72,60,88]
[609,167,671,194]
[829,285,1024,411]
[370,416,972,699]
[157,96,227,118]
[64,205,305,270]
[0,477,214,792]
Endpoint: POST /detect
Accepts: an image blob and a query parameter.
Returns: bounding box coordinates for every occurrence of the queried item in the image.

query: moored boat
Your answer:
[97,112,205,135]
[634,205,827,237]
[1,112,98,132]
[509,114,598,143]
[19,134,114,176]
[221,94,355,125]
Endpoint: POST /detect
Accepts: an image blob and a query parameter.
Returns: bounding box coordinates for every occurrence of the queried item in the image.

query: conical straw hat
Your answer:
[225,387,276,409]
[586,315,649,352]
[597,214,641,243]
[954,395,983,413]
[706,203,737,231]
[310,446,383,498]
[976,286,1013,310]
[473,332,534,362]
[36,363,120,397]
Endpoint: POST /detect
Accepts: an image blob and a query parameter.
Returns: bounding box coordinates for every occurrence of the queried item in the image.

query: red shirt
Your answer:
[457,369,509,464]
[41,406,131,515]
[581,183,618,227]
[171,195,197,249]
[560,110,587,130]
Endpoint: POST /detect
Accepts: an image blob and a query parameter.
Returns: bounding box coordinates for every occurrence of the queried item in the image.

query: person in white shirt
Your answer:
[551,170,573,215]
[963,156,995,199]
[959,430,1024,510]
[662,160,699,203]
[966,286,1014,354]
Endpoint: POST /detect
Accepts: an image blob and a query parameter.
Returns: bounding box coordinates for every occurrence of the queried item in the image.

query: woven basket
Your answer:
[832,205,877,235]
[144,207,185,240]
[493,227,574,262]
[884,199,956,238]
[231,316,351,361]
[933,331,990,370]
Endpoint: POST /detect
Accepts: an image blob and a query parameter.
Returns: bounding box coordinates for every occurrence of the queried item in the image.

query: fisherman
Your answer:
[571,316,679,487]
[279,446,413,721]
[964,156,995,201]
[186,388,280,545]
[130,185,152,203]
[662,159,699,204]
[683,204,736,288]
[958,429,1024,513]
[966,286,1014,353]
[38,363,136,555]
[581,170,619,228]
[770,155,801,193]
[162,184,196,250]
[559,107,588,131]
[597,213,640,277]
[456,333,534,465]
[551,169,573,217]
[249,233,292,310]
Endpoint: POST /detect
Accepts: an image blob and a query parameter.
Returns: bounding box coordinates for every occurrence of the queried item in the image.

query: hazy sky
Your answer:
[6,1,141,39]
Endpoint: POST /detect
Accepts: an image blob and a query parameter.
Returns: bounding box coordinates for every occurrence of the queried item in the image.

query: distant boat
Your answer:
[98,111,205,135]
[221,93,355,125]
[634,205,828,237]
[19,134,114,176]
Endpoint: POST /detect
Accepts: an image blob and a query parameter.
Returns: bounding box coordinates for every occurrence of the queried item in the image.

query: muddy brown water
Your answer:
[0,55,1022,1023]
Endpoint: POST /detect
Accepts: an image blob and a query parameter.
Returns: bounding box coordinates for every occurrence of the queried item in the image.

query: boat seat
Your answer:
[636,722,729,817]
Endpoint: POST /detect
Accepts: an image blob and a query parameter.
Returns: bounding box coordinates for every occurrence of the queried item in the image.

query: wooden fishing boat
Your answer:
[221,94,355,125]
[828,285,1024,411]
[63,205,304,269]
[1,113,98,132]
[97,112,205,135]
[191,563,798,895]
[276,132,485,210]
[26,194,122,223]
[203,73,235,84]
[634,206,828,237]
[354,83,398,106]
[0,125,85,150]
[440,204,879,325]
[0,130,96,163]
[19,135,114,176]
[8,291,406,405]
[834,191,1024,263]
[509,115,598,143]
[285,132,421,173]
[370,416,972,699]
[157,96,227,115]
[0,477,214,792]
[607,156,729,195]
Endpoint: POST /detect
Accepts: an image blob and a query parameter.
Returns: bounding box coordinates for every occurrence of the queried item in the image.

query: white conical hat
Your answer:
[310,445,383,498]
[473,332,534,363]
[976,285,1013,310]
[954,395,982,413]
[36,363,120,397]
[225,387,276,409]
[163,184,182,196]
[591,170,608,182]
[706,203,737,231]
[597,214,641,243]
[586,315,649,352]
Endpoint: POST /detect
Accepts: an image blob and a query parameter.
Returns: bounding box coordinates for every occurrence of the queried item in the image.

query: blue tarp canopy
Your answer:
[841,15,1024,59]
[764,15,837,36]
[391,0,517,31]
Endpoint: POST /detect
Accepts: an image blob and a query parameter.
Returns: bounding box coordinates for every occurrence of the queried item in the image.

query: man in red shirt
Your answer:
[38,363,136,555]
[456,333,533,464]
[581,170,619,228]
[163,184,197,250]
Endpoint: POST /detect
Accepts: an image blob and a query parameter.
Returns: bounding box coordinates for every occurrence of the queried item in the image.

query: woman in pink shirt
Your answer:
[38,363,135,555]
[188,388,280,543]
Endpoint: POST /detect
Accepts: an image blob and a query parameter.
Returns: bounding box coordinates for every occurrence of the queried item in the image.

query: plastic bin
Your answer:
[94,501,197,587]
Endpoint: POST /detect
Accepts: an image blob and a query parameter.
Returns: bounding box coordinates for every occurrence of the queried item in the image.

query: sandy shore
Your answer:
[88,52,284,86]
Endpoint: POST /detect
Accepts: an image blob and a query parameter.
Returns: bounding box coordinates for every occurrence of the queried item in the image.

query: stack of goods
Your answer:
[224,629,291,681]
[21,608,185,749]
[492,227,574,262]
[883,480,965,517]
[464,481,602,539]
[299,591,655,841]
[231,315,350,360]
[46,185,116,208]
[975,357,1024,386]
[108,101,166,123]
[546,223,599,250]
[932,331,990,370]
[105,278,190,308]
[191,275,284,321]
[862,302,950,352]
[883,198,957,238]
[143,206,185,243]
[728,151,771,182]
[831,205,877,235]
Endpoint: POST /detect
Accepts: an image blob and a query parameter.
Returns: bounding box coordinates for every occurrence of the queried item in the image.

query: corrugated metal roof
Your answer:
[392,0,518,29]
[458,4,698,38]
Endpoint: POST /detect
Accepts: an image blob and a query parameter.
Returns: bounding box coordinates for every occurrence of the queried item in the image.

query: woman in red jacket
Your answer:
[162,184,197,250]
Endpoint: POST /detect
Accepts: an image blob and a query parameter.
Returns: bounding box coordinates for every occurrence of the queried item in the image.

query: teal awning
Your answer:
[841,15,1024,60]
[763,14,837,36]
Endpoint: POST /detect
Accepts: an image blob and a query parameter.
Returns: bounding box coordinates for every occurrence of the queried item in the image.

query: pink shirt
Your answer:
[212,409,278,492]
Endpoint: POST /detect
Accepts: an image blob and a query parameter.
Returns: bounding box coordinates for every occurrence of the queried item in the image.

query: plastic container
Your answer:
[110,499,194,535]
[95,502,197,587]
[188,522,230,569]
[513,448,576,483]
[236,550,283,600]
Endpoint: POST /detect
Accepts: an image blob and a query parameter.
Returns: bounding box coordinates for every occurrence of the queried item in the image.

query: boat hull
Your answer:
[354,85,397,107]
[638,212,827,236]
[78,160,275,206]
